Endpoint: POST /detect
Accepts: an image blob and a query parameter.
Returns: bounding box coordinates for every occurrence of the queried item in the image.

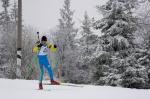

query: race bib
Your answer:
[38,46,48,55]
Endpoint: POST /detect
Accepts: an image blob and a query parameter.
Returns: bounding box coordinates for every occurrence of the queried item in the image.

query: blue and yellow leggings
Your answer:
[38,55,54,83]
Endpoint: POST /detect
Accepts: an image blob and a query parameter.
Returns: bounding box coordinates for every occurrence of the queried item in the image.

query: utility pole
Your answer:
[17,0,22,78]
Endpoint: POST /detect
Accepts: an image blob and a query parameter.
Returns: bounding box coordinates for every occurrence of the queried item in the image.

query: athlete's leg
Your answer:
[42,56,59,85]
[38,55,44,83]
[39,64,44,83]
[44,64,54,81]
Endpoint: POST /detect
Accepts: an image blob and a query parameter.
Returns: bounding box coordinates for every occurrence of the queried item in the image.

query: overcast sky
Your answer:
[22,0,107,32]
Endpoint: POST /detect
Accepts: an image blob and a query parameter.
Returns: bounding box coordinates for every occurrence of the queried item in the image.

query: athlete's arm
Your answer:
[47,43,57,53]
[32,42,41,53]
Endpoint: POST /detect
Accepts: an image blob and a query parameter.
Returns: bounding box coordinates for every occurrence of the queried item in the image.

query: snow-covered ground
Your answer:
[0,78,150,99]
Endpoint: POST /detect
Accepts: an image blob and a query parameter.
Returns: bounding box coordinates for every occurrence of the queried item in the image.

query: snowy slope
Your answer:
[0,79,150,99]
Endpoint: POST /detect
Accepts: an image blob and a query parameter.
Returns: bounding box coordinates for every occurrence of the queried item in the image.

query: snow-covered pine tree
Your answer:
[0,0,10,31]
[10,1,17,24]
[80,11,93,56]
[52,0,78,82]
[80,11,98,56]
[0,0,11,77]
[92,0,147,88]
[133,0,150,88]
[74,11,98,84]
[0,0,17,78]
[59,0,76,49]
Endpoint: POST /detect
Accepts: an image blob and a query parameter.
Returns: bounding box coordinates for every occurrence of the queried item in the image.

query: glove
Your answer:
[54,44,57,48]
[36,41,40,44]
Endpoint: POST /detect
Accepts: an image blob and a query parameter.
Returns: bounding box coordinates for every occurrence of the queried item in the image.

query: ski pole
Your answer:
[37,32,40,41]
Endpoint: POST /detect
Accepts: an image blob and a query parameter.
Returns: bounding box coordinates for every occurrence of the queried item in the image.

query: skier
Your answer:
[32,36,60,90]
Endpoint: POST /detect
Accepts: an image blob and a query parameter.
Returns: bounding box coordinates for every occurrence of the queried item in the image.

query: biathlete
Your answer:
[32,36,60,90]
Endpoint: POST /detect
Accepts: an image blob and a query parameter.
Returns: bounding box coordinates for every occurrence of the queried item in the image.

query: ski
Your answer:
[43,83,84,88]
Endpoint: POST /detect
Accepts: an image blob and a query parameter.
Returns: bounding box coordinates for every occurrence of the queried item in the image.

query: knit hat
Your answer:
[41,36,47,41]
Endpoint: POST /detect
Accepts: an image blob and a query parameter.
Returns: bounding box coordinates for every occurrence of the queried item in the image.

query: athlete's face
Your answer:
[41,41,47,46]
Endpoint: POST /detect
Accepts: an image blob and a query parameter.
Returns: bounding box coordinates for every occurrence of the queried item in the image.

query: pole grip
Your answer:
[37,32,40,41]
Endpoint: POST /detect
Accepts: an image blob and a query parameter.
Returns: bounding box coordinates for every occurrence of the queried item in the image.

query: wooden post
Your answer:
[17,0,22,78]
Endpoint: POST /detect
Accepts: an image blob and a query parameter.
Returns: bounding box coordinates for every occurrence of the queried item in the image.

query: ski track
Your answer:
[0,78,150,99]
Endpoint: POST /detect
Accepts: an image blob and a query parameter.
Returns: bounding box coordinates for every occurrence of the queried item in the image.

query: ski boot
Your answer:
[51,80,60,85]
[39,83,43,90]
